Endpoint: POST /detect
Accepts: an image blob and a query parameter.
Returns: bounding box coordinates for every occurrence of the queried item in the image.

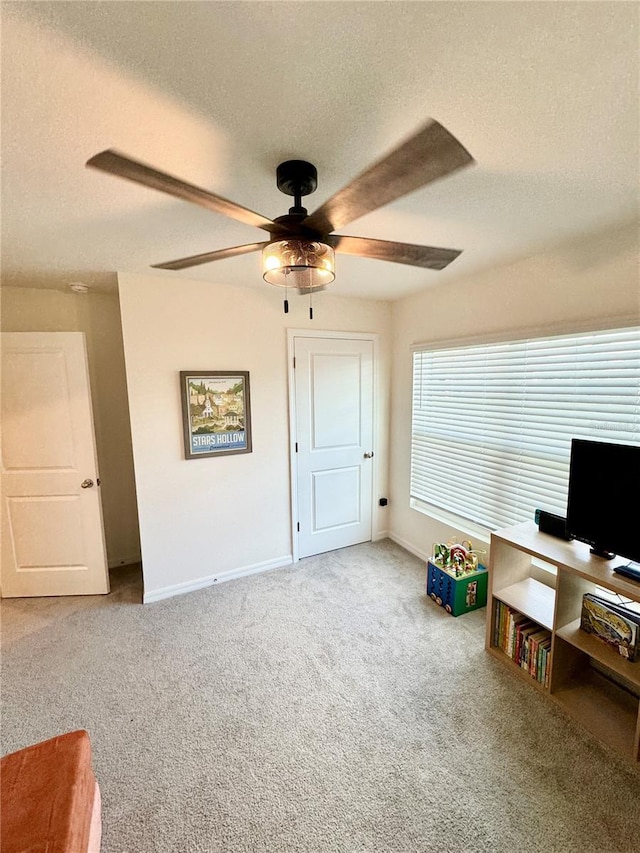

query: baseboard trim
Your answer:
[388,532,429,563]
[143,554,293,604]
[372,529,389,542]
[108,553,142,569]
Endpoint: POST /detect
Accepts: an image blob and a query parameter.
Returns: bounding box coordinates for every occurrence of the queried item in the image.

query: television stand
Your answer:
[486,522,640,766]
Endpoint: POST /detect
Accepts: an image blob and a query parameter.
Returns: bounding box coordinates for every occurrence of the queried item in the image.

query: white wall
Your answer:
[388,221,640,560]
[1,285,141,567]
[117,273,391,602]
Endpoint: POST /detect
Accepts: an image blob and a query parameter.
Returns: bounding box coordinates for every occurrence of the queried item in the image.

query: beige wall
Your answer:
[117,273,391,601]
[1,285,141,567]
[388,221,640,560]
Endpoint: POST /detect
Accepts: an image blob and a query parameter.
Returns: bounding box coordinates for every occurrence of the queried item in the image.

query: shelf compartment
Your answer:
[487,645,547,692]
[493,577,555,630]
[556,619,640,690]
[490,598,552,688]
[551,665,639,760]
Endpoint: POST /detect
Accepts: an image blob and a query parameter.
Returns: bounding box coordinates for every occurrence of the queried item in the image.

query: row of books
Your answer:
[493,600,551,686]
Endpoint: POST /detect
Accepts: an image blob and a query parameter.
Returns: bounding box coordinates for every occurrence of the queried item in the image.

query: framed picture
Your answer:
[179,371,252,459]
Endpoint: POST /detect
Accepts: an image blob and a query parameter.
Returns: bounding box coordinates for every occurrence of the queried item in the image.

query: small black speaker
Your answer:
[534,509,574,541]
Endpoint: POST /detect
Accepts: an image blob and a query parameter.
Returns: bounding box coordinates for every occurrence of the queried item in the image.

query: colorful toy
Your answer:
[426,555,488,616]
[427,539,488,615]
[431,540,486,577]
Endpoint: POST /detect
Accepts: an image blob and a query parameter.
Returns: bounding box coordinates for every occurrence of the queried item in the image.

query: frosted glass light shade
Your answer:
[263,240,335,292]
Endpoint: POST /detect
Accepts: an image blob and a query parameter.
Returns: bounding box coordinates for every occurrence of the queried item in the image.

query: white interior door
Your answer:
[293,335,374,558]
[1,332,109,597]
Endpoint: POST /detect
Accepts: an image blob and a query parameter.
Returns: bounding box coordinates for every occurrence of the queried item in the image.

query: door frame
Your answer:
[287,328,379,563]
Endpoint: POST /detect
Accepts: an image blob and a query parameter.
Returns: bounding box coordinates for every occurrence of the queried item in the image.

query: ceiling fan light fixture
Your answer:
[87,121,475,302]
[262,239,335,292]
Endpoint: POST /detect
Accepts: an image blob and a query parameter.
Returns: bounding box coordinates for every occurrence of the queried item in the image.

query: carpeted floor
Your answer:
[2,539,639,853]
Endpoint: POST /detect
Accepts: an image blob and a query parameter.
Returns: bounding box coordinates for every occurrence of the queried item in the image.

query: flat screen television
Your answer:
[566,438,640,566]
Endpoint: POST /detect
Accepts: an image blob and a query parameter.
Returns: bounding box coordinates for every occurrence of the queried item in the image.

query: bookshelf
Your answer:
[486,521,640,766]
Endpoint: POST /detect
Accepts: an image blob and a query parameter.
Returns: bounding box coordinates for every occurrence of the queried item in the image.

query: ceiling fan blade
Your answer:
[303,120,474,234]
[152,242,268,271]
[327,235,461,270]
[86,150,278,233]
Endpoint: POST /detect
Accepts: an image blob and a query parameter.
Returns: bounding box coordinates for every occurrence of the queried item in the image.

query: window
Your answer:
[411,326,640,531]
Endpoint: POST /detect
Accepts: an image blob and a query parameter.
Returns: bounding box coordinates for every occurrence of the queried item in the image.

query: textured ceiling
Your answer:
[1,1,638,300]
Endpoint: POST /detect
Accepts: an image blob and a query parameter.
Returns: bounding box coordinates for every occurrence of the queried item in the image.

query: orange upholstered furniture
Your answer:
[1,729,102,853]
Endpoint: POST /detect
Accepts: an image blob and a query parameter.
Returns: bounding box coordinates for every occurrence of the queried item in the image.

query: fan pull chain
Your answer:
[309,288,313,320]
[283,286,289,314]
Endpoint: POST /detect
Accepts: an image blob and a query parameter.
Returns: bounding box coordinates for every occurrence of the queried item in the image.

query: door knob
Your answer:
[363,452,374,459]
[81,479,94,489]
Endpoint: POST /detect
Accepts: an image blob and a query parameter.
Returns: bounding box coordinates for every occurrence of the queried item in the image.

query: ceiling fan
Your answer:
[86,119,474,316]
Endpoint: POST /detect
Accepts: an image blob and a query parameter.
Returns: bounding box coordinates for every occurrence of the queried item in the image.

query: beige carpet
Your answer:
[2,540,639,853]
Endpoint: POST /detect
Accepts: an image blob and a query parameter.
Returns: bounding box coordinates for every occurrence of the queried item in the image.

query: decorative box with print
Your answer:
[426,541,488,616]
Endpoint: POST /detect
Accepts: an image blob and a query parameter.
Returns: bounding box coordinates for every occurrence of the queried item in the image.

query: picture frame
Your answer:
[179,371,252,459]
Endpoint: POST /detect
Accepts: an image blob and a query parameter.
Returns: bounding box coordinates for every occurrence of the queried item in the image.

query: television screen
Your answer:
[566,439,640,564]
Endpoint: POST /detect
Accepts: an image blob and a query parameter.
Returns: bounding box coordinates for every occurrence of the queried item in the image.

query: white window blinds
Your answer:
[411,326,640,531]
